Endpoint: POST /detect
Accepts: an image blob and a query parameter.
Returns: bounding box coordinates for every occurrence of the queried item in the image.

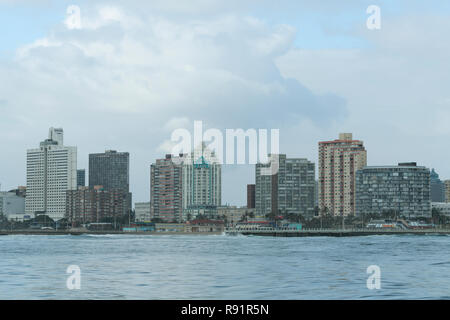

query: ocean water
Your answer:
[1,233,450,299]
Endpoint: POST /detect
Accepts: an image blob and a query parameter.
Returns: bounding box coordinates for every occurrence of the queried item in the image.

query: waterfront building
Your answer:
[182,144,221,220]
[135,202,151,222]
[0,192,26,221]
[255,154,315,218]
[66,186,130,226]
[25,128,77,221]
[431,202,450,217]
[318,133,367,216]
[430,169,445,202]
[247,184,255,209]
[89,150,131,213]
[355,163,431,218]
[77,169,86,188]
[150,154,184,222]
[217,206,255,226]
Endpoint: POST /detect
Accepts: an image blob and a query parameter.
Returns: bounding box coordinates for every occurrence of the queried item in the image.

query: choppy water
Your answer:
[1,233,450,299]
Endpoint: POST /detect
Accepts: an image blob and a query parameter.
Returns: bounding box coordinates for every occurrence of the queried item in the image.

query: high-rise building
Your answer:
[89,150,129,192]
[255,154,316,218]
[318,133,367,216]
[77,169,86,188]
[66,186,130,226]
[355,163,431,218]
[150,154,184,222]
[25,128,77,221]
[182,144,221,220]
[89,150,131,213]
[430,169,445,202]
[247,184,255,209]
[135,202,151,222]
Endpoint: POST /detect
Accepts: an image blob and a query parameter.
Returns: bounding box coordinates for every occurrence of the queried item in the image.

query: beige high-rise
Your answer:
[318,133,367,216]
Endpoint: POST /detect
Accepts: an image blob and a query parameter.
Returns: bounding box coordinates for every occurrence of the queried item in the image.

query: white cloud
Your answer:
[0,4,346,204]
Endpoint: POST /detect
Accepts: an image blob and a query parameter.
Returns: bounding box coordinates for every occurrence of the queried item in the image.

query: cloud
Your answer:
[0,3,347,204]
[276,13,450,177]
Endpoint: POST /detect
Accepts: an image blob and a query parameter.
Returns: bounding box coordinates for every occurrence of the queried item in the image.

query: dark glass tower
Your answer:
[89,150,131,213]
[89,150,129,192]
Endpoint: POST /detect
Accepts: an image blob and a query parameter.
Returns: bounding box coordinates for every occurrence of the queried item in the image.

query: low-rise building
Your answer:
[0,191,26,221]
[432,202,450,217]
[185,219,224,232]
[217,206,255,226]
[66,186,131,226]
[135,202,151,222]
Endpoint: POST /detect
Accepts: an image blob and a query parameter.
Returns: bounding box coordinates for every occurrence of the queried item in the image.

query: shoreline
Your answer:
[0,230,224,236]
[2,229,450,237]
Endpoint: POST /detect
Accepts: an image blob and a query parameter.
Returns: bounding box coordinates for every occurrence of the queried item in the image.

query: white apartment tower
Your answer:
[182,143,221,215]
[26,128,77,221]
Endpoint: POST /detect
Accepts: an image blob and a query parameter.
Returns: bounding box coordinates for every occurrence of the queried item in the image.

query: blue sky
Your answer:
[2,0,450,206]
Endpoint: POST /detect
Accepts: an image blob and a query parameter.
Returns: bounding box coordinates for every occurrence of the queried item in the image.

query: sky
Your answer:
[1,0,450,206]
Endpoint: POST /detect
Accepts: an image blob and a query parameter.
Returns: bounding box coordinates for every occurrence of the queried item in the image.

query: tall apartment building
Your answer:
[318,133,367,216]
[25,128,77,221]
[77,169,86,188]
[66,186,130,226]
[89,150,131,213]
[150,154,184,222]
[430,169,445,202]
[355,163,431,218]
[182,144,221,220]
[247,184,256,209]
[255,154,316,218]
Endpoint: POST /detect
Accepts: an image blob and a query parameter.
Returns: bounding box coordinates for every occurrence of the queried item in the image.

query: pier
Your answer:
[225,228,450,237]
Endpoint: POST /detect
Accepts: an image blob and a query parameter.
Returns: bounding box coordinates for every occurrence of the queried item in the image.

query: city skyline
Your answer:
[2,1,450,207]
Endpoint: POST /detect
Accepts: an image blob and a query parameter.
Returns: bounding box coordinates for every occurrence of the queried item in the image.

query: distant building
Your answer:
[0,192,26,221]
[89,150,129,192]
[430,169,445,202]
[182,144,221,220]
[135,202,151,222]
[255,154,315,219]
[66,186,130,226]
[247,184,255,209]
[77,169,86,188]
[8,186,26,198]
[217,206,255,226]
[445,180,450,203]
[150,154,184,222]
[355,163,431,218]
[432,202,450,217]
[25,128,77,221]
[89,150,131,213]
[319,133,367,217]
